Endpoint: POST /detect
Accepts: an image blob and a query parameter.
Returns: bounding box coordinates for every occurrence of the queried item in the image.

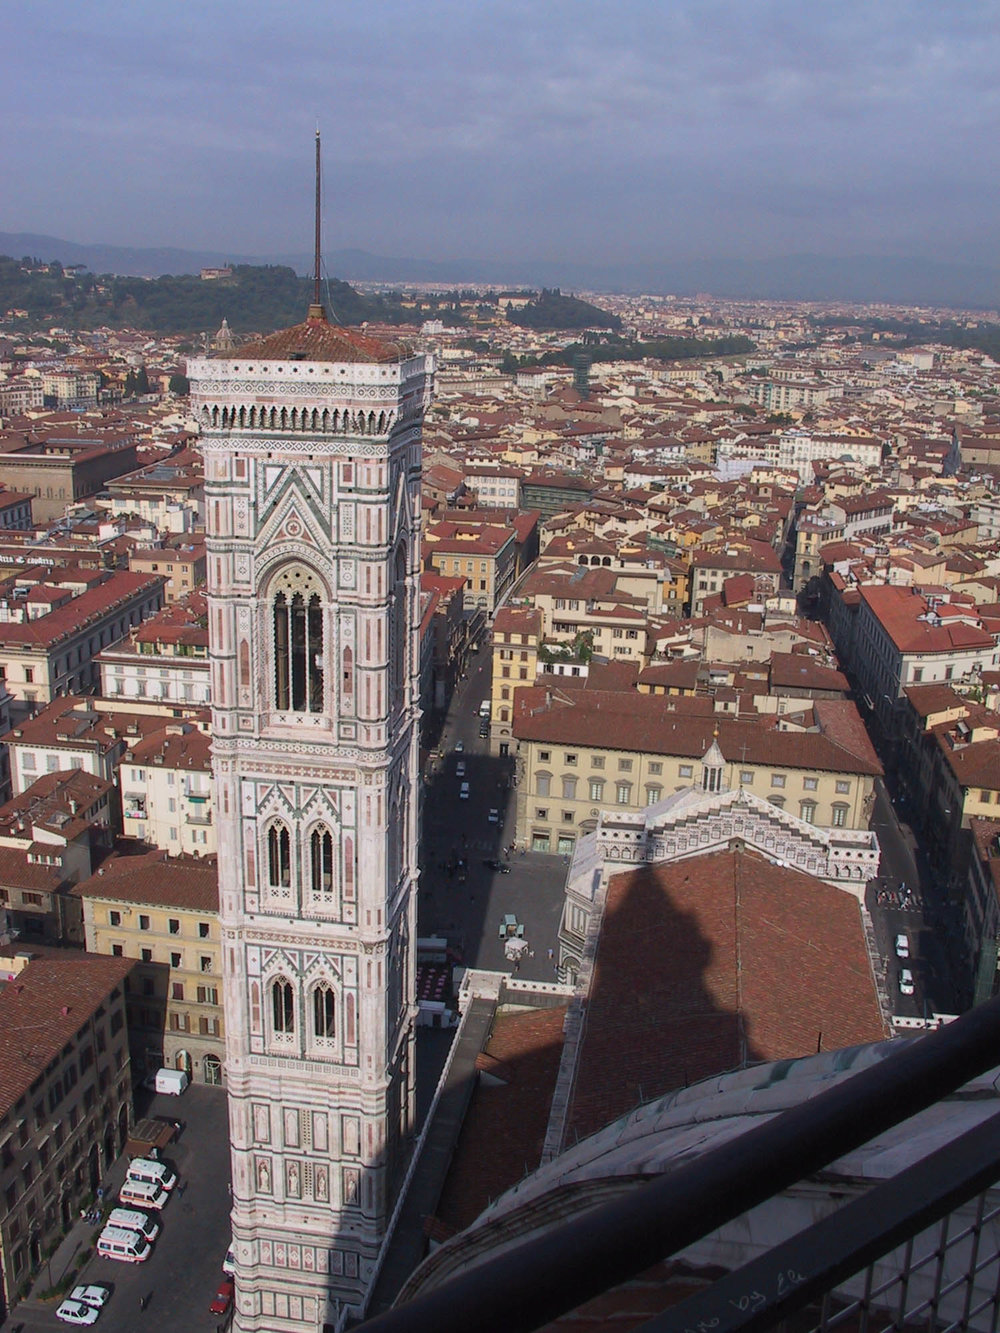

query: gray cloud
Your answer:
[2,0,998,268]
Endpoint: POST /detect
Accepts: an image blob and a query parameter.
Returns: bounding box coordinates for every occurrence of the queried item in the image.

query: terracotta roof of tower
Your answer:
[217,313,401,365]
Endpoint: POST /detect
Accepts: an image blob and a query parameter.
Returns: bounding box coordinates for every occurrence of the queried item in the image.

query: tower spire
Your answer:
[309,127,326,322]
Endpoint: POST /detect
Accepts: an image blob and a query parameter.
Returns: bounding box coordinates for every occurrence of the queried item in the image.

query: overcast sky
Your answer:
[4,0,998,268]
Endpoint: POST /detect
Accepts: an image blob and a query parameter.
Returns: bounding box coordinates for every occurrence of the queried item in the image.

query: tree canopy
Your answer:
[0,256,418,335]
[506,288,622,332]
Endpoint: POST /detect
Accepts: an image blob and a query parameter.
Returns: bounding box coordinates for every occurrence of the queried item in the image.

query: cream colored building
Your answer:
[513,687,879,857]
[119,719,214,856]
[75,852,224,1085]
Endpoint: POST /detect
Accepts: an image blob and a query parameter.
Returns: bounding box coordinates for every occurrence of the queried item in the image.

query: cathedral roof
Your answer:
[216,311,401,365]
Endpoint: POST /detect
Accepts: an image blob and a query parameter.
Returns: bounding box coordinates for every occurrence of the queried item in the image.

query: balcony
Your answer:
[355,995,1000,1333]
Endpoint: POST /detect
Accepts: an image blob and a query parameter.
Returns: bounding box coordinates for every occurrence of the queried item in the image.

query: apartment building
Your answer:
[0,770,115,945]
[419,572,468,715]
[75,852,224,1085]
[97,591,210,705]
[423,520,517,613]
[101,454,205,531]
[127,541,206,603]
[513,687,880,857]
[688,540,784,618]
[966,819,1000,1005]
[464,463,521,508]
[0,493,33,531]
[0,571,165,712]
[849,586,999,737]
[490,606,542,753]
[0,948,133,1314]
[0,430,139,523]
[0,377,44,417]
[39,369,100,409]
[118,719,214,856]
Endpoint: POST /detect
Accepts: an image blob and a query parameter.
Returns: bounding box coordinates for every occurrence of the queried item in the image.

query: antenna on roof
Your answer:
[308,127,326,323]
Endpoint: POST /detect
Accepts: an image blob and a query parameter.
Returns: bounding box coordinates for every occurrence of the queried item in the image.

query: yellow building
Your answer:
[74,852,224,1086]
[513,688,880,857]
[490,606,542,754]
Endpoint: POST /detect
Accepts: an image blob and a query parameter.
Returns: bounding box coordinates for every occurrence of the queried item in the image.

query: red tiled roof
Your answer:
[514,689,881,775]
[0,951,133,1114]
[73,851,219,911]
[567,849,886,1142]
[434,1006,567,1234]
[217,313,400,364]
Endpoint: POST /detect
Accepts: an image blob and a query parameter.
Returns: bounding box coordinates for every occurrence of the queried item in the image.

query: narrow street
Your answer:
[866,778,966,1019]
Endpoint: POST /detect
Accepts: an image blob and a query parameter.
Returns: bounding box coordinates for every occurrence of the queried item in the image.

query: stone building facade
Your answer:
[189,309,432,1330]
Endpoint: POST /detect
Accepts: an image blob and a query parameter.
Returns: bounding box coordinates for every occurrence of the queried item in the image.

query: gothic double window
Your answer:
[310,826,335,900]
[267,823,291,890]
[312,984,336,1041]
[271,978,295,1036]
[271,566,325,713]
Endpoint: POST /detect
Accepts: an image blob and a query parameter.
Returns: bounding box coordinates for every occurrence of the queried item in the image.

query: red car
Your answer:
[209,1279,234,1315]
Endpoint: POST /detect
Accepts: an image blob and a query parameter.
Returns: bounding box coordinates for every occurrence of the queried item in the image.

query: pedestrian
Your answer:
[139,1293,146,1312]
[547,948,554,961]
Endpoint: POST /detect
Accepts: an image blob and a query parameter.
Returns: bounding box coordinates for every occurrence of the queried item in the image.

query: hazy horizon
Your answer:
[4,2,998,274]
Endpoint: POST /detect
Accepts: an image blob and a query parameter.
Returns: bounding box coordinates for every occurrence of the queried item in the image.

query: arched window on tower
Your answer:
[272,567,325,712]
[267,823,291,888]
[313,984,336,1040]
[271,978,295,1035]
[310,826,334,899]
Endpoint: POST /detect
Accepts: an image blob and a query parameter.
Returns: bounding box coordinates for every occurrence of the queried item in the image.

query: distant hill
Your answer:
[2,231,999,308]
[0,257,416,335]
[506,288,622,332]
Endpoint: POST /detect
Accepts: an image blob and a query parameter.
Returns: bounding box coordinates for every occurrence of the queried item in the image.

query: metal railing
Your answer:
[355,995,1000,1333]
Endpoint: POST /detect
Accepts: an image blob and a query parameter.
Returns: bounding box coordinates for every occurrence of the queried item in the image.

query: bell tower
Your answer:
[188,143,433,1329]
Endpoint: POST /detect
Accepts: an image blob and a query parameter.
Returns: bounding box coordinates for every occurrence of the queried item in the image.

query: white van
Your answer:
[97,1225,151,1263]
[154,1067,189,1096]
[119,1177,168,1210]
[127,1157,178,1193]
[107,1207,159,1243]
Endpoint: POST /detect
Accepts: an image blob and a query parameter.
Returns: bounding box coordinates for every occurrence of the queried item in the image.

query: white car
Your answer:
[69,1285,111,1308]
[488,808,499,824]
[899,968,915,996]
[459,782,470,800]
[56,1297,101,1325]
[456,761,466,777]
[894,933,909,959]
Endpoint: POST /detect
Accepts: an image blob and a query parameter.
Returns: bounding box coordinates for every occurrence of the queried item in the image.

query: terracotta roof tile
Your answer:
[567,848,886,1143]
[217,314,400,365]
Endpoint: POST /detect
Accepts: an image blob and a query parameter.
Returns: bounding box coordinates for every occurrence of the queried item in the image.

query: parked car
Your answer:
[68,1286,111,1309]
[56,1297,101,1325]
[210,1279,235,1315]
[894,933,909,958]
[899,968,915,995]
[223,1243,236,1276]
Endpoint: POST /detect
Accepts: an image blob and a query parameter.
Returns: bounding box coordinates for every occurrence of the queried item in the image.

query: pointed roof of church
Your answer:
[216,308,401,365]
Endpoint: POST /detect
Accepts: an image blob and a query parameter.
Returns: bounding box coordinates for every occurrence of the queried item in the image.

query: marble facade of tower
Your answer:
[188,309,432,1331]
